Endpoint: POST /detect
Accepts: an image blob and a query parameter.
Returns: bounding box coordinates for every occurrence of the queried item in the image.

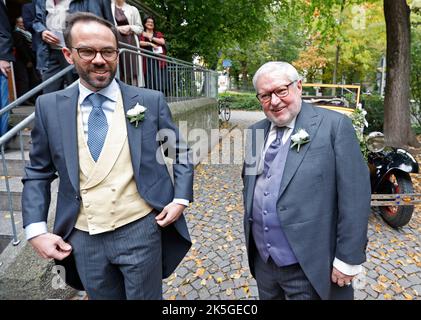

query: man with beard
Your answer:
[22,12,193,299]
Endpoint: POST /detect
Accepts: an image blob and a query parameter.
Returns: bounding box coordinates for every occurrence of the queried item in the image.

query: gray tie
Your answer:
[86,93,108,162]
[263,127,285,176]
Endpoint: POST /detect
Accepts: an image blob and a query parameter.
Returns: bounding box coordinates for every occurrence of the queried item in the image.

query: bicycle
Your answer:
[217,98,231,122]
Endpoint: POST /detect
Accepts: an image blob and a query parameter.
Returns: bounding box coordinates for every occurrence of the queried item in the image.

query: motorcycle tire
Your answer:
[379,171,414,228]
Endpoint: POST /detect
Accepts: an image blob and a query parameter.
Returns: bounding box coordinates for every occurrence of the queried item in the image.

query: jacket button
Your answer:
[248,218,253,222]
[264,227,269,232]
[75,196,81,201]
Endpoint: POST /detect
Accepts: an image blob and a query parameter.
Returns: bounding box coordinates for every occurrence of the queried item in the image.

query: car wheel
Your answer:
[379,171,414,228]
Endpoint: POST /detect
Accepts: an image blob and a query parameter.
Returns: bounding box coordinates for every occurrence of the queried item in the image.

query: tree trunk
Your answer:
[383,0,420,147]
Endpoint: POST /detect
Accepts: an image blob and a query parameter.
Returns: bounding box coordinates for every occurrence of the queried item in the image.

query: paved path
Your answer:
[163,110,421,300]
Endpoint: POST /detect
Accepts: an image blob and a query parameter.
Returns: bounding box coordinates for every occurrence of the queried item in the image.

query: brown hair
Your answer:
[63,12,119,48]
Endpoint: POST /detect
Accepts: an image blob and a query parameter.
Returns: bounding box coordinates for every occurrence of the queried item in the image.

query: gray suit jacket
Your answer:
[242,102,371,300]
[22,80,193,290]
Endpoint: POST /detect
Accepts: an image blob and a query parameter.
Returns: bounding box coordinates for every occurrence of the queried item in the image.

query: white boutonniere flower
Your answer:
[126,103,147,127]
[290,128,310,152]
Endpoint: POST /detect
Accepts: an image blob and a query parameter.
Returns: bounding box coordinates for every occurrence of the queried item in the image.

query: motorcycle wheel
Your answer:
[379,171,414,228]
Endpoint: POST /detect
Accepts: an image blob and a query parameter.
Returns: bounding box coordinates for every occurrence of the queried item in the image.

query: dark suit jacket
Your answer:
[22,80,194,290]
[33,0,114,72]
[0,1,14,62]
[242,103,371,300]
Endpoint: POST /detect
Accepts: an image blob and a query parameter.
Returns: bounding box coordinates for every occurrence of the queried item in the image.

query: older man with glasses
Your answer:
[242,61,371,300]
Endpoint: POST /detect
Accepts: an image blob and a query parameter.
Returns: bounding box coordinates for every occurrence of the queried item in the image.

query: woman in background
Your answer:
[139,16,167,93]
[112,0,143,86]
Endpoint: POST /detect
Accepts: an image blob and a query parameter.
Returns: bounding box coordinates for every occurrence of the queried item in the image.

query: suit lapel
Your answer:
[57,85,80,193]
[118,80,144,180]
[245,119,271,215]
[278,103,322,198]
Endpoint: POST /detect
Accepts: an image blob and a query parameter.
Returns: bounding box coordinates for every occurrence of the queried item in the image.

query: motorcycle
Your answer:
[302,83,421,228]
[366,132,420,228]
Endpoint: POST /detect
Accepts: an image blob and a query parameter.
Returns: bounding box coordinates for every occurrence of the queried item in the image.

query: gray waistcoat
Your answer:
[251,136,298,267]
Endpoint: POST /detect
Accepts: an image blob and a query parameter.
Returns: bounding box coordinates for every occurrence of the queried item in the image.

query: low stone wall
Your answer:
[171,98,219,165]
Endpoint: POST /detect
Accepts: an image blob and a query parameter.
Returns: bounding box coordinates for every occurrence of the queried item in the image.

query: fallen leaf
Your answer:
[383,293,392,300]
[169,295,176,300]
[216,277,223,283]
[378,275,388,283]
[226,288,232,296]
[201,279,207,286]
[372,283,386,293]
[392,285,403,294]
[195,268,205,277]
[403,293,413,300]
[396,259,406,266]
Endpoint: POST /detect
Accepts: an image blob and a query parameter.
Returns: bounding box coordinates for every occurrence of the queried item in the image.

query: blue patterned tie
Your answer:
[86,93,108,162]
[263,127,285,176]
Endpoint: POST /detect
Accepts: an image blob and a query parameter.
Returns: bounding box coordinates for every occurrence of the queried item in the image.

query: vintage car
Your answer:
[302,83,420,228]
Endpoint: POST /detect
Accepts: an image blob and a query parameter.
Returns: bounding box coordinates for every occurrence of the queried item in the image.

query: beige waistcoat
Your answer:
[75,92,152,235]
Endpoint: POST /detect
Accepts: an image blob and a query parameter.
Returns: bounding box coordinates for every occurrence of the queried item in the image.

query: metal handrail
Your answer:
[0,113,34,146]
[0,65,74,117]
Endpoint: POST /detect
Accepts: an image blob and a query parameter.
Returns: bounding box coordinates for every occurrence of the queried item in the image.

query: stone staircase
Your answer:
[0,105,76,299]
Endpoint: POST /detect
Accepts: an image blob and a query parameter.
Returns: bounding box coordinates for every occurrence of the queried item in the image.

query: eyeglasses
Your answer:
[256,80,297,104]
[71,47,119,62]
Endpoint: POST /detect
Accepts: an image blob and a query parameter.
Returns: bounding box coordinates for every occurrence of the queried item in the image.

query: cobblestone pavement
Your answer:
[163,110,421,300]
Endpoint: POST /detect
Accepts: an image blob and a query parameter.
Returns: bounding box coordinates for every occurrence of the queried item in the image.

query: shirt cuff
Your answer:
[333,257,363,276]
[172,198,189,207]
[25,222,48,240]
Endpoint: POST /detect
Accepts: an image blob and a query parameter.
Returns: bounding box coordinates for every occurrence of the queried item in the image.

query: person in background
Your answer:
[111,0,143,86]
[22,1,37,54]
[13,17,40,101]
[0,0,14,135]
[33,0,114,94]
[139,16,167,93]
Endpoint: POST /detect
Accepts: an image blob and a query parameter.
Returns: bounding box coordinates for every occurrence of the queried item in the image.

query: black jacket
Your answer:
[0,1,14,62]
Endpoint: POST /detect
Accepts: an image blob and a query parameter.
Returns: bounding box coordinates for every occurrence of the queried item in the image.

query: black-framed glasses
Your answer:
[71,47,119,62]
[256,80,297,104]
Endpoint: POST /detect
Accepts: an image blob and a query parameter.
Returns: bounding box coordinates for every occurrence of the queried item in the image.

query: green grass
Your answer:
[219,91,261,110]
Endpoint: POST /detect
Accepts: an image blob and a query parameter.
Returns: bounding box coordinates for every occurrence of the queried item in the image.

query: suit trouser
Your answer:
[254,253,320,300]
[41,49,78,94]
[68,212,162,300]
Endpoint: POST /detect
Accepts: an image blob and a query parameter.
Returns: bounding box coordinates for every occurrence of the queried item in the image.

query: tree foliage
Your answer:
[139,0,273,66]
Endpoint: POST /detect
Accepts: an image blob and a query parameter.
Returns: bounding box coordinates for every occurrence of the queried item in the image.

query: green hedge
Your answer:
[218,92,261,110]
[361,95,384,133]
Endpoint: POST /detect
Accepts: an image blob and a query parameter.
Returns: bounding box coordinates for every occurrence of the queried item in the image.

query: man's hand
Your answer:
[331,267,354,287]
[41,30,60,45]
[29,233,72,261]
[156,203,186,227]
[0,60,11,77]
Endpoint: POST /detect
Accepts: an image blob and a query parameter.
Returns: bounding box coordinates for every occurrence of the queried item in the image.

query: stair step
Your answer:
[0,150,30,176]
[9,106,35,127]
[0,210,22,237]
[6,129,32,151]
[0,177,23,211]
